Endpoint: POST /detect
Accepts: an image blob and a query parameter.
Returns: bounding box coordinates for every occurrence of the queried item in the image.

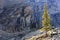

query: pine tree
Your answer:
[40,4,51,32]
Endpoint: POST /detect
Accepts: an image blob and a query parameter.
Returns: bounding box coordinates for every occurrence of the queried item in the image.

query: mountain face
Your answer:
[51,13,60,27]
[0,0,60,34]
[0,0,60,40]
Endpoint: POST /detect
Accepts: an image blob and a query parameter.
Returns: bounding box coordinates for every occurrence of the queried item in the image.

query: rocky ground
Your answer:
[0,27,60,40]
[21,28,60,40]
[0,29,31,40]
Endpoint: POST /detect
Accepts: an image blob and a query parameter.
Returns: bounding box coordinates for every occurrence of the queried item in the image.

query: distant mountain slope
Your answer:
[0,0,60,33]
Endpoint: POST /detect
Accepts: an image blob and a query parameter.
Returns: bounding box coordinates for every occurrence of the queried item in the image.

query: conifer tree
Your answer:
[40,4,51,32]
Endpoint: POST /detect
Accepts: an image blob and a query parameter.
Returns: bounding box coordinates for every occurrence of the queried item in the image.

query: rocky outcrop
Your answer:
[21,28,60,40]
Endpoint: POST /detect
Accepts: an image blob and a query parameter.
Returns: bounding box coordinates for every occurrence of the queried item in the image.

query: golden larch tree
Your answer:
[40,4,51,32]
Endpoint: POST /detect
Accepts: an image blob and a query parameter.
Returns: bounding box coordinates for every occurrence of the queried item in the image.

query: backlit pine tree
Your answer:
[40,4,51,33]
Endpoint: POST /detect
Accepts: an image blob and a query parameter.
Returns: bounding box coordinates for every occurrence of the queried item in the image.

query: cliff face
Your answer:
[0,0,60,32]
